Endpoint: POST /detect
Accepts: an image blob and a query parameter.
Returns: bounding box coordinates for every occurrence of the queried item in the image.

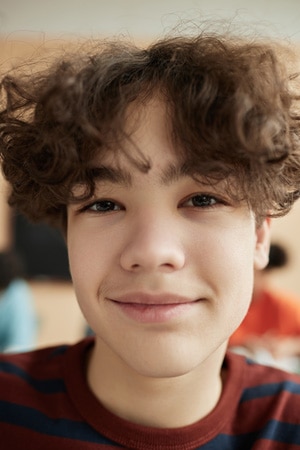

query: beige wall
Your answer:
[1,0,300,43]
[270,200,300,295]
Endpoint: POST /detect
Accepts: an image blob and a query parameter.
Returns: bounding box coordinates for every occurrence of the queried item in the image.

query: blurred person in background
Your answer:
[229,243,300,372]
[0,250,37,352]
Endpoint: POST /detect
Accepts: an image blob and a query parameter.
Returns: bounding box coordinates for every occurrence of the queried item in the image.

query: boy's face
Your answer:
[67,97,270,378]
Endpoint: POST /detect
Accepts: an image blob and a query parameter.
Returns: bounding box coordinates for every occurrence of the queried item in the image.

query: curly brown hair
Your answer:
[1,30,300,230]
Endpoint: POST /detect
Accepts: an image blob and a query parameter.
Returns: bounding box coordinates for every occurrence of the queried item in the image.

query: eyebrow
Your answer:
[161,163,192,184]
[87,166,133,187]
[87,163,193,187]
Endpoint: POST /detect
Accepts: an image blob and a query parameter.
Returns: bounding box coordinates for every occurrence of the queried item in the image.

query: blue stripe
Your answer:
[1,401,299,448]
[241,380,300,402]
[0,401,120,446]
[245,357,258,365]
[0,361,66,394]
[48,345,69,357]
[262,420,300,444]
[194,432,258,449]
[194,420,300,449]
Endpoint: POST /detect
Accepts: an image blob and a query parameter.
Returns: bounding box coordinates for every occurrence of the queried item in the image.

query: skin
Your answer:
[67,97,271,428]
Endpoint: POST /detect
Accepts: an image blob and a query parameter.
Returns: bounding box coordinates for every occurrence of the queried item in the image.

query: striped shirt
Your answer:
[0,338,300,449]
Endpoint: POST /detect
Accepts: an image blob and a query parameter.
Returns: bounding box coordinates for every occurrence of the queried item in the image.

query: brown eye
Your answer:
[89,200,120,212]
[188,195,218,207]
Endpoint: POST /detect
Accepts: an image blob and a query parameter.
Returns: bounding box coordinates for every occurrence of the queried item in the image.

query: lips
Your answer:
[111,292,195,305]
[108,292,199,323]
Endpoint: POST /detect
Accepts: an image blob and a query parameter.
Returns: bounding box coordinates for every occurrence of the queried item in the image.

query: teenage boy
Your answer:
[0,29,300,449]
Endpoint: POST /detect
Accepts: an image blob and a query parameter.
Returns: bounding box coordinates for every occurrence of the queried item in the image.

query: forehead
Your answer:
[85,96,242,190]
[122,96,175,164]
[89,97,183,180]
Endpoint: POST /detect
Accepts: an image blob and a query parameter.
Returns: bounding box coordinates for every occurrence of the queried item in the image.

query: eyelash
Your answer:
[78,193,225,214]
[79,199,123,213]
[181,194,222,208]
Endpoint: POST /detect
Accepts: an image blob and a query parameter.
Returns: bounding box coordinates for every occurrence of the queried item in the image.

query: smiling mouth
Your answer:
[110,292,197,305]
[110,297,200,323]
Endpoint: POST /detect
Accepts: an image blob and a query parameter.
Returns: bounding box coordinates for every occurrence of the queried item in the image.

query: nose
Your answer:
[120,215,185,273]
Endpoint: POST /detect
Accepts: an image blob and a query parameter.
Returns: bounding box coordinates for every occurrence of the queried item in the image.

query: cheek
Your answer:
[192,224,256,314]
[219,230,257,330]
[192,221,255,273]
[67,235,109,327]
[67,226,111,296]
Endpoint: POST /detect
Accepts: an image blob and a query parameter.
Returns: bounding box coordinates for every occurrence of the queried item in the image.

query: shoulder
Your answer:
[220,352,300,447]
[0,343,69,388]
[0,338,93,401]
[0,339,97,444]
[0,338,93,389]
[227,351,300,418]
[227,350,300,385]
[0,343,70,431]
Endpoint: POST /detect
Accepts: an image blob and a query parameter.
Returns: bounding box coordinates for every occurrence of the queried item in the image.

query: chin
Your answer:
[130,360,198,379]
[123,344,213,379]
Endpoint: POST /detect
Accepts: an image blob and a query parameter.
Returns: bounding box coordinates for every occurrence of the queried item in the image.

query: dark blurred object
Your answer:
[266,243,288,271]
[0,250,25,290]
[13,213,71,280]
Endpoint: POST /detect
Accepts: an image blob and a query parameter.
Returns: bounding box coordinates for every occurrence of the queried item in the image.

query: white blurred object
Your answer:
[231,346,300,374]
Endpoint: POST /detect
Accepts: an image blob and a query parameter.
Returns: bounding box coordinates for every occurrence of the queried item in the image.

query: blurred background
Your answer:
[0,0,300,363]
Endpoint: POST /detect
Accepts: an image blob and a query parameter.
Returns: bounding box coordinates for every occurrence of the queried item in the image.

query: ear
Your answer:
[254,218,271,270]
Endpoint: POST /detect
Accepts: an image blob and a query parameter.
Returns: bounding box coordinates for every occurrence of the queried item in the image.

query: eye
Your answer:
[182,194,219,208]
[82,199,122,213]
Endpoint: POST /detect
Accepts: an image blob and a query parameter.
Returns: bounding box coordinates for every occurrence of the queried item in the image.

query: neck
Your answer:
[87,340,227,428]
